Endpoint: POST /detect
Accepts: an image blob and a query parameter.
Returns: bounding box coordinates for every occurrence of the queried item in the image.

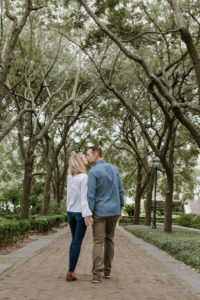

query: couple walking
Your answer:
[66,145,124,283]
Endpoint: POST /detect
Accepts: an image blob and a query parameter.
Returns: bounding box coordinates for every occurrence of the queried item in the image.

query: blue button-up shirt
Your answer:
[87,160,124,217]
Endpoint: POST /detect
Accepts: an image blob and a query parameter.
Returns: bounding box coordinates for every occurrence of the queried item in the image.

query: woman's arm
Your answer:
[80,176,93,218]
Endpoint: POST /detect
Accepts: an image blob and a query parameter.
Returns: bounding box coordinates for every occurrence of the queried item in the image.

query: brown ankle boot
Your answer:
[66,271,77,281]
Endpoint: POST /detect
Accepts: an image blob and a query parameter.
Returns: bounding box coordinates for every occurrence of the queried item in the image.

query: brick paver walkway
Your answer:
[0,226,199,300]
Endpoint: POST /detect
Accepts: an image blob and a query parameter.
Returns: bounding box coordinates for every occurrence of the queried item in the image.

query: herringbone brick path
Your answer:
[0,226,199,300]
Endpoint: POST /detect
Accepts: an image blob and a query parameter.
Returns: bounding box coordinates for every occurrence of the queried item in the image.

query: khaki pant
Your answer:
[92,214,119,279]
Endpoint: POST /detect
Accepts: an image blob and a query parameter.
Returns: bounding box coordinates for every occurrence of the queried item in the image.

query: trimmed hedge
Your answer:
[0,214,20,220]
[0,220,31,246]
[119,216,175,225]
[120,214,200,229]
[30,215,65,232]
[191,215,200,229]
[0,214,66,246]
[119,216,134,224]
[176,214,200,229]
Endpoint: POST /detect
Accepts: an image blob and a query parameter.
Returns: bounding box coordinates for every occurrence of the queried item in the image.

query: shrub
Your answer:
[19,220,31,235]
[0,220,31,246]
[30,195,42,215]
[0,190,21,214]
[119,216,133,224]
[123,204,134,216]
[191,215,200,229]
[30,217,50,232]
[0,214,65,246]
[2,214,13,220]
[30,215,65,232]
[176,214,196,227]
[61,212,68,222]
[2,214,20,220]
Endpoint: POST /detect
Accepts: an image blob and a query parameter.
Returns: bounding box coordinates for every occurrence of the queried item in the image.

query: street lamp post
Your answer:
[152,156,160,229]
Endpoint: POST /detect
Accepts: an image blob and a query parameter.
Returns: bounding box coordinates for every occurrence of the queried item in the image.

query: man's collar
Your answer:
[95,159,105,165]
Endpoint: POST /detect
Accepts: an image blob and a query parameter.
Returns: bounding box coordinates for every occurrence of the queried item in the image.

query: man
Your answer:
[86,145,124,283]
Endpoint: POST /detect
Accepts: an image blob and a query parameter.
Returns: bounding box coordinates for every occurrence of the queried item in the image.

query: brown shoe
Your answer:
[66,271,77,281]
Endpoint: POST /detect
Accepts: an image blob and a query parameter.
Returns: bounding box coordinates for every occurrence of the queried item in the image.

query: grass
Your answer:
[123,224,200,271]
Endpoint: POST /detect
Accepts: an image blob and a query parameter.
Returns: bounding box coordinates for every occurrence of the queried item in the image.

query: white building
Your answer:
[186,155,200,215]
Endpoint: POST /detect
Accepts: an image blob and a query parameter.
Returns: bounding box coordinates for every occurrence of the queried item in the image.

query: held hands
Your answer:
[118,215,122,221]
[84,216,94,226]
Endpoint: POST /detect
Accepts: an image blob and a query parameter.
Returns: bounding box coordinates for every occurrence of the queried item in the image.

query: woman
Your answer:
[66,153,93,281]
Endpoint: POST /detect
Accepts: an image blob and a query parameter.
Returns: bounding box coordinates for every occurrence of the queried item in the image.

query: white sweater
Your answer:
[67,173,92,218]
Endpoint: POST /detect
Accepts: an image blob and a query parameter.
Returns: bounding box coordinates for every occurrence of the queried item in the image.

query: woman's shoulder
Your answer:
[68,173,88,180]
[78,173,88,180]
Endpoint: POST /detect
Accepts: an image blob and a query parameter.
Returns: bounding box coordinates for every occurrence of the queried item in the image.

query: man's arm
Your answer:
[118,173,124,209]
[117,172,124,220]
[87,170,97,214]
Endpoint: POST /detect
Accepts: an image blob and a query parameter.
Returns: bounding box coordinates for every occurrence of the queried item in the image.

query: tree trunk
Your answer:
[21,154,35,219]
[164,172,174,232]
[42,165,53,215]
[164,121,176,232]
[55,180,62,209]
[134,163,143,225]
[53,175,65,210]
[145,169,154,226]
[55,161,68,209]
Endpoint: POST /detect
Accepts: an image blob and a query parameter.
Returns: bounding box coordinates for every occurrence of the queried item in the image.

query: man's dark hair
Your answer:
[88,145,102,157]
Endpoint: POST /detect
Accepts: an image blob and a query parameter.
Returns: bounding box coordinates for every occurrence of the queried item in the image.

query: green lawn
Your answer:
[123,225,200,271]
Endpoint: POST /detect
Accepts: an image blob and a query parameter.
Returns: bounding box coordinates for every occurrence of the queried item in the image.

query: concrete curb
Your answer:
[117,225,200,297]
[0,264,12,273]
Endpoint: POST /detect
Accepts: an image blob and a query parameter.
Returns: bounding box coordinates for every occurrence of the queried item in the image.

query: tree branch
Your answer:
[122,29,180,43]
[108,49,121,85]
[167,0,200,104]
[33,59,82,144]
[80,0,200,149]
[4,0,18,23]
[0,108,34,142]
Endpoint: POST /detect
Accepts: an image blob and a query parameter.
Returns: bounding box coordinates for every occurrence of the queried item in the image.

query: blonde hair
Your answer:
[69,153,86,176]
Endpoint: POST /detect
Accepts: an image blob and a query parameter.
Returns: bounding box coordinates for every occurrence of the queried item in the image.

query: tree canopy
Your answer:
[0,0,199,232]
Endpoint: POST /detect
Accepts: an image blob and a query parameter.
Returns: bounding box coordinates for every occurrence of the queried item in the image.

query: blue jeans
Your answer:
[67,212,87,272]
